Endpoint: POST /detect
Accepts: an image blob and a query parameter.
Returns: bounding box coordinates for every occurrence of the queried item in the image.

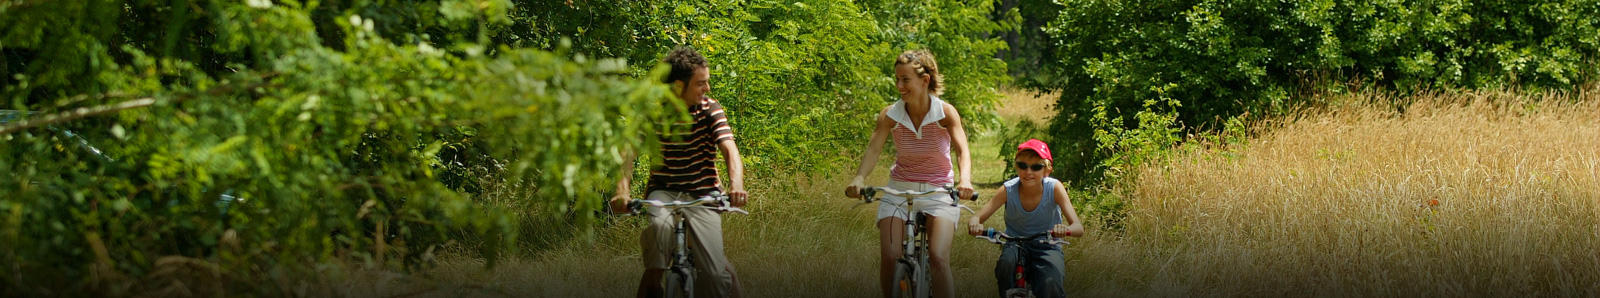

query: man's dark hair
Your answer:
[663,46,709,84]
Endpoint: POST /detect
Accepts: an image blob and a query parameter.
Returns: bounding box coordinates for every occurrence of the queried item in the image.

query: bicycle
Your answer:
[973,228,1070,298]
[855,186,976,298]
[624,191,749,298]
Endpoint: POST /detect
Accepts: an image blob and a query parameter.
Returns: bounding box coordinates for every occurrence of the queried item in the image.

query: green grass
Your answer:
[335,88,1600,297]
[329,119,1044,297]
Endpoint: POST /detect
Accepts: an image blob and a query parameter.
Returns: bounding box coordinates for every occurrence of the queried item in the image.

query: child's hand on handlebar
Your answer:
[967,220,985,236]
[1050,223,1073,238]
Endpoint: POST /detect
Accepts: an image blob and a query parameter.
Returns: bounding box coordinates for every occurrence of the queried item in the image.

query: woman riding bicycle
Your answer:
[967,139,1084,298]
[844,50,975,298]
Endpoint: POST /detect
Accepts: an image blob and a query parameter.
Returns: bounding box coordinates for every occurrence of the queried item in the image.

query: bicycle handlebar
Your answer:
[626,192,749,215]
[855,186,978,215]
[857,186,979,202]
[974,228,1070,246]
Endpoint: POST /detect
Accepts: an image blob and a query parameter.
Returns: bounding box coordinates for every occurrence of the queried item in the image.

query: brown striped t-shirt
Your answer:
[647,98,734,195]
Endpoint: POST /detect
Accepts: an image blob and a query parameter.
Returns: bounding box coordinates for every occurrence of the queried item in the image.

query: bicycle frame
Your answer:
[857,186,975,298]
[628,192,748,298]
[975,229,1068,298]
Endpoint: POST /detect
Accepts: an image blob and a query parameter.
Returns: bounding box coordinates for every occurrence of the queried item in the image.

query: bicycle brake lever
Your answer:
[852,200,874,209]
[958,204,976,215]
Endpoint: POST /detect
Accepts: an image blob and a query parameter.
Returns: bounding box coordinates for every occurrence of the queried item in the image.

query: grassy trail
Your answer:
[339,89,1600,297]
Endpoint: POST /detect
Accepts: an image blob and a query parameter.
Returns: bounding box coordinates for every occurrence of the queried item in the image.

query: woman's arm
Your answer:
[942,103,974,200]
[846,107,896,198]
[967,185,1007,235]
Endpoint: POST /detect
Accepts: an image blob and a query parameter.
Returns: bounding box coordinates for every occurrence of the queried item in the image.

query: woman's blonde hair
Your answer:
[895,50,944,96]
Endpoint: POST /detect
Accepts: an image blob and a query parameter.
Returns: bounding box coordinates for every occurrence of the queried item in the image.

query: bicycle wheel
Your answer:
[915,253,931,297]
[664,268,694,298]
[1003,287,1035,298]
[889,262,915,298]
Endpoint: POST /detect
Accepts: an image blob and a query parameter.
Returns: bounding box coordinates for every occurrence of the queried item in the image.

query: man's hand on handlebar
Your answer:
[727,187,749,208]
[609,194,633,215]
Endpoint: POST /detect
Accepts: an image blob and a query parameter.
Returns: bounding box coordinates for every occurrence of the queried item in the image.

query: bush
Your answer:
[1,1,669,295]
[1033,0,1600,184]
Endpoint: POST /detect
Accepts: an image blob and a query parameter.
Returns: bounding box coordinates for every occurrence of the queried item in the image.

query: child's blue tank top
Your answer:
[1003,177,1063,237]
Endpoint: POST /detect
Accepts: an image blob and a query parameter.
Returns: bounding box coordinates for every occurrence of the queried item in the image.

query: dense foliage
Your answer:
[1,0,672,295]
[513,0,1014,172]
[1027,0,1599,183]
[0,0,1013,295]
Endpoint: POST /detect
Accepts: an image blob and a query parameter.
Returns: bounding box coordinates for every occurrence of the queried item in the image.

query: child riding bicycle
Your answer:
[610,46,748,298]
[844,50,976,298]
[967,139,1084,298]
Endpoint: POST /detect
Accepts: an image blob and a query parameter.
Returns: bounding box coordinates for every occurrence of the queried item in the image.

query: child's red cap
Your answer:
[1017,139,1052,161]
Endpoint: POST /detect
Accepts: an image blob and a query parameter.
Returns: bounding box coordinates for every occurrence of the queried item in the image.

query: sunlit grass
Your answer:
[335,87,1600,297]
[1099,88,1600,296]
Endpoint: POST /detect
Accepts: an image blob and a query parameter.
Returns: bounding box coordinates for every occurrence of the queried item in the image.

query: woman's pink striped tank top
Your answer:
[888,96,954,185]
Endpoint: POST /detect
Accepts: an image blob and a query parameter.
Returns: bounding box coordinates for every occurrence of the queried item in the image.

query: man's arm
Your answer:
[609,149,636,214]
[717,139,747,207]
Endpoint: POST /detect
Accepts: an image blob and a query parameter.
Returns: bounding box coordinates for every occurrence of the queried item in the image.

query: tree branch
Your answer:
[0,98,156,135]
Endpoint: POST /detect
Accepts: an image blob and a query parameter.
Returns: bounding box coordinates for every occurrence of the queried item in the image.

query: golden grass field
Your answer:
[332,88,1599,297]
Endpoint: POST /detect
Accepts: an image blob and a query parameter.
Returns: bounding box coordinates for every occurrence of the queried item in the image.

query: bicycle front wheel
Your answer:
[665,269,694,298]
[889,262,914,298]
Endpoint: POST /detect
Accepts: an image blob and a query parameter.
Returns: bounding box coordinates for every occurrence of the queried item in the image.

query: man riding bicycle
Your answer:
[611,46,748,298]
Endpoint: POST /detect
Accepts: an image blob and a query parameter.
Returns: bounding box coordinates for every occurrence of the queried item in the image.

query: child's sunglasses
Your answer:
[1014,161,1047,172]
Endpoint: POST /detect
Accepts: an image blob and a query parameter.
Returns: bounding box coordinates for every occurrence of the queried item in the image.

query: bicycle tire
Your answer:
[915,254,931,298]
[1003,287,1035,298]
[889,262,916,298]
[665,268,693,298]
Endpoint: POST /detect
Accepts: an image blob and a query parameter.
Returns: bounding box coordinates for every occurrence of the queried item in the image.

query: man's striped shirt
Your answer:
[647,99,734,195]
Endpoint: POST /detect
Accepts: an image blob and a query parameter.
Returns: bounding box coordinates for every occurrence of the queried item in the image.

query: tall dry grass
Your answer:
[996,87,1058,124]
[328,88,1598,297]
[1109,88,1600,296]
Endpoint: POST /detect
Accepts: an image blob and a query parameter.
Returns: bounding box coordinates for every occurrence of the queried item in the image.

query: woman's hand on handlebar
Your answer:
[967,219,985,236]
[956,181,976,201]
[844,176,865,199]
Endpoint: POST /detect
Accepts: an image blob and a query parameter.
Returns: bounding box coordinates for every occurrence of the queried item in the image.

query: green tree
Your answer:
[1034,0,1600,184]
[3,1,668,295]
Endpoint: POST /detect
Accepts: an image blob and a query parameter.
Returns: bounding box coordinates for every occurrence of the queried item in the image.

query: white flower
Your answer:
[418,42,441,56]
[247,0,272,9]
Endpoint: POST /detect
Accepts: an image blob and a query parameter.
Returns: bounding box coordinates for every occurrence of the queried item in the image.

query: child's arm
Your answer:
[846,107,895,198]
[967,186,1007,236]
[1052,182,1085,238]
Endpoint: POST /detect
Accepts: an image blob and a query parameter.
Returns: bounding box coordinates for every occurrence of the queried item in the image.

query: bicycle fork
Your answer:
[671,216,696,296]
[1012,256,1027,289]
